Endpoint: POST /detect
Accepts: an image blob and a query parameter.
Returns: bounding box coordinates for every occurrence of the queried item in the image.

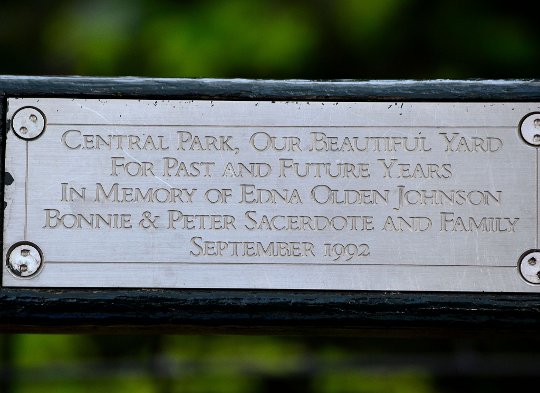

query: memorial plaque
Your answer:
[3,98,540,292]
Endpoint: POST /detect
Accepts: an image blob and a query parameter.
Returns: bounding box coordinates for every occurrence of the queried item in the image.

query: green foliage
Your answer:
[2,335,444,393]
[0,0,538,78]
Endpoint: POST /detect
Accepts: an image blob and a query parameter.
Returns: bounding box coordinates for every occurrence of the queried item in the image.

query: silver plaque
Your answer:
[3,98,540,292]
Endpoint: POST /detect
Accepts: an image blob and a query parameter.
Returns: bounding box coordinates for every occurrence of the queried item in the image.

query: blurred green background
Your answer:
[1,0,540,392]
[0,0,539,78]
[2,335,540,393]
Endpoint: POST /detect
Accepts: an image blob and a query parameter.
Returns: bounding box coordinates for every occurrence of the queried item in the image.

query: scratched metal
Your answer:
[3,98,540,291]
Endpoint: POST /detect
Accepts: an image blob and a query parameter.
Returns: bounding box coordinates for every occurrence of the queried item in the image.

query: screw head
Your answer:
[11,106,46,140]
[519,112,540,147]
[519,250,540,285]
[6,242,44,278]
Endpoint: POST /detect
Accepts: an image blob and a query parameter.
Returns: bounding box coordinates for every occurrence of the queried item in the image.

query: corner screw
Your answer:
[519,112,540,147]
[6,242,44,278]
[519,250,540,284]
[11,106,46,140]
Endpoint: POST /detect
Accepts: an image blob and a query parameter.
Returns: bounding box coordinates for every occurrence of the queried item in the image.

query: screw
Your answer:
[11,106,46,140]
[519,250,540,284]
[6,242,43,278]
[519,113,540,146]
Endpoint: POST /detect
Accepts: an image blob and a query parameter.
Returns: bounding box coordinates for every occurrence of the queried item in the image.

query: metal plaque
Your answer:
[3,98,540,292]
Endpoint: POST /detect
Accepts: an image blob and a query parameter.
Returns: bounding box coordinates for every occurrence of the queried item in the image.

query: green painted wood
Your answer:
[1,77,539,334]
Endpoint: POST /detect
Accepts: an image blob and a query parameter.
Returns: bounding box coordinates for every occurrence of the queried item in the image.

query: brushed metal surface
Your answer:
[3,98,540,291]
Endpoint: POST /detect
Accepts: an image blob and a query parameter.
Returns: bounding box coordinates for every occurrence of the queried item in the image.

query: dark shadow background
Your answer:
[1,0,540,392]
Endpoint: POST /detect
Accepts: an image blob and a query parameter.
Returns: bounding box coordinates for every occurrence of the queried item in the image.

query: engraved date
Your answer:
[323,243,370,261]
